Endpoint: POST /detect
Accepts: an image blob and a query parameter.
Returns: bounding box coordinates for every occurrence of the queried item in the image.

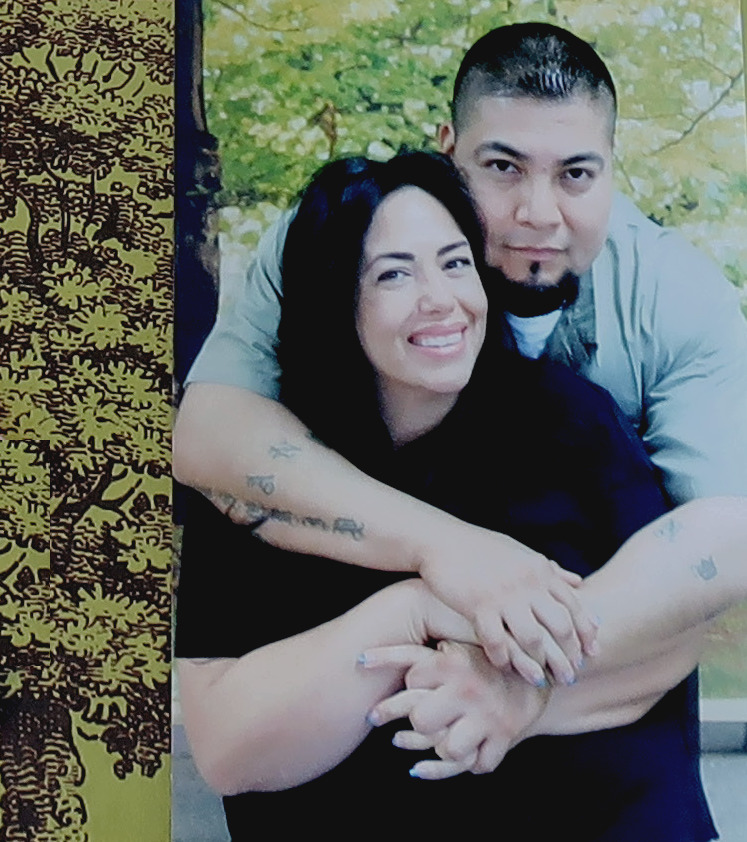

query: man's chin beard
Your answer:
[484,266,580,317]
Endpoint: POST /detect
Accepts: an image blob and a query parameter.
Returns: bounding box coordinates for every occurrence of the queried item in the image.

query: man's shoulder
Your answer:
[600,191,731,302]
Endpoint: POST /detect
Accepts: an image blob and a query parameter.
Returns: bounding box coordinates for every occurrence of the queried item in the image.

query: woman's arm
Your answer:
[177,579,475,796]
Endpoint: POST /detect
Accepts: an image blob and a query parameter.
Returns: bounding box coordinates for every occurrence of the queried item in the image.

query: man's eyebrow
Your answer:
[563,152,606,168]
[475,142,606,169]
[476,141,527,161]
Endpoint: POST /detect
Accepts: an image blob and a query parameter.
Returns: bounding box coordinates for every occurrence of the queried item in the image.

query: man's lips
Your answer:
[505,246,565,261]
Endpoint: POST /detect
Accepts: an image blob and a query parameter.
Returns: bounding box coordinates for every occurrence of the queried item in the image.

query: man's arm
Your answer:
[174,383,595,683]
[365,497,747,778]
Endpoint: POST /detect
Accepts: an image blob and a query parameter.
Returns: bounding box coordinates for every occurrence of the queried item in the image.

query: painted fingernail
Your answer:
[357,653,368,666]
[366,710,381,727]
[564,674,577,686]
[576,657,585,670]
[409,767,422,778]
[587,640,601,657]
[533,675,547,688]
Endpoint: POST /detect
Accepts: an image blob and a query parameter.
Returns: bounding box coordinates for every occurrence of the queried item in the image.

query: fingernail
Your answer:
[587,640,601,657]
[533,676,547,688]
[357,653,368,666]
[576,657,585,670]
[366,710,381,727]
[563,674,577,686]
[409,767,421,778]
[592,615,602,627]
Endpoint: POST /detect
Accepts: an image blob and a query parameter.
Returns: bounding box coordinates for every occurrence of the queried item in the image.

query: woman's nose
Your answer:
[418,270,455,313]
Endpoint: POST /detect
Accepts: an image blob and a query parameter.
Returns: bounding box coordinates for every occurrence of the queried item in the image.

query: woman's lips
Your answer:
[409,325,467,350]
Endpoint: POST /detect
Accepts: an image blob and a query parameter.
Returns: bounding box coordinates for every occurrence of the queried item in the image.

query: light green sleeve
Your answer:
[641,231,747,503]
[185,209,295,400]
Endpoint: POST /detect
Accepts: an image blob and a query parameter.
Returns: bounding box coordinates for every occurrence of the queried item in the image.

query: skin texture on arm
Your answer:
[173,383,597,682]
[176,579,475,795]
[365,497,747,778]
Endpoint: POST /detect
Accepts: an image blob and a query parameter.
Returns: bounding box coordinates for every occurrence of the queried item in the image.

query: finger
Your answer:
[473,611,511,670]
[547,578,600,658]
[368,688,429,727]
[552,561,582,587]
[530,595,583,672]
[358,645,434,671]
[503,604,547,669]
[538,632,577,686]
[437,718,486,762]
[391,729,443,751]
[472,737,511,775]
[507,639,547,687]
[409,757,474,781]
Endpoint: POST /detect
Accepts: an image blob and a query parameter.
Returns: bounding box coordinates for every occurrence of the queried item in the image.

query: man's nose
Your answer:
[515,178,562,228]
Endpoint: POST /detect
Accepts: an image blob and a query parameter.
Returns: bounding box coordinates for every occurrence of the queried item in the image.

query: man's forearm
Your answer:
[531,496,747,735]
[173,383,454,571]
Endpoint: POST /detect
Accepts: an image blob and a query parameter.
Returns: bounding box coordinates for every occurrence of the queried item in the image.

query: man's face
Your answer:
[441,94,614,288]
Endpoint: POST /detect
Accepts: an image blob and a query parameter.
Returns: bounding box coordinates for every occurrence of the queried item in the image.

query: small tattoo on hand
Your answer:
[692,556,718,581]
[247,475,276,495]
[269,441,302,459]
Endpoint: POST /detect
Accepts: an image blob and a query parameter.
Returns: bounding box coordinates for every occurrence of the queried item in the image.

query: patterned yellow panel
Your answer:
[0,2,171,839]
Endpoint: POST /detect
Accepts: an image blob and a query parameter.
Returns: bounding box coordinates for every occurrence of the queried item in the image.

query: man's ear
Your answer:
[438,122,456,157]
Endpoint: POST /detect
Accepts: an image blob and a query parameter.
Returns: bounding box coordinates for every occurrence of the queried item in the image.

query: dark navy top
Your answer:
[176,356,717,841]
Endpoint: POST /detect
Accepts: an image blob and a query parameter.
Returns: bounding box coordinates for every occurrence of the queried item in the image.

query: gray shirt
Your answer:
[187,192,747,504]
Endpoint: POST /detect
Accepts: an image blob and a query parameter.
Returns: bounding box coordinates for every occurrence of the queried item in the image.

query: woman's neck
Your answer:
[378,384,460,447]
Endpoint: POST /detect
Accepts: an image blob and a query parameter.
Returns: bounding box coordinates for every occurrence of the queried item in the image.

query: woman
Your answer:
[176,152,728,840]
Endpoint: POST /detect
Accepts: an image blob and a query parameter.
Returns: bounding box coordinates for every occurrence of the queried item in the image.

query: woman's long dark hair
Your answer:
[278,151,488,468]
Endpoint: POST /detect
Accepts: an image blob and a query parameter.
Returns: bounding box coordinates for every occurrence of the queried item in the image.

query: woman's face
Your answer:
[356,186,488,407]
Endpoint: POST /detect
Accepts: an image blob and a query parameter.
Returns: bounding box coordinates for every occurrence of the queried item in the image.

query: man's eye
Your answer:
[564,167,593,182]
[487,159,518,174]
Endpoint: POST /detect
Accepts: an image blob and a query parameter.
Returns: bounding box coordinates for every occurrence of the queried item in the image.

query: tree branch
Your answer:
[211,0,302,33]
[651,69,744,156]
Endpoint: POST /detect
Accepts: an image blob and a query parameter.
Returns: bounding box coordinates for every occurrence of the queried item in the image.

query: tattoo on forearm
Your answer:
[247,474,276,495]
[654,518,682,542]
[692,556,718,582]
[246,504,365,541]
[269,441,302,459]
[332,518,365,541]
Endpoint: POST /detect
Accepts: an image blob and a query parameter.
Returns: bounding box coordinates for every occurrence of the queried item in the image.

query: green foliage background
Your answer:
[203,0,747,698]
[204,0,746,306]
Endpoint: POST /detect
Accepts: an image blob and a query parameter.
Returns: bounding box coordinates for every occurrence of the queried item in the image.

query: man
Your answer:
[174,23,747,675]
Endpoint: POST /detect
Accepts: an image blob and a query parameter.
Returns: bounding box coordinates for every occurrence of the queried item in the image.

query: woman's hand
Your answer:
[361,640,550,780]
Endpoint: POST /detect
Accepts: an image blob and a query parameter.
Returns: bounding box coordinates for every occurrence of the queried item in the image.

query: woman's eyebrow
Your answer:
[438,240,469,257]
[360,251,415,273]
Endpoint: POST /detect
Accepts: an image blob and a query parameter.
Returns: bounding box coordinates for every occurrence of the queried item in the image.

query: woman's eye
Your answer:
[444,256,473,271]
[376,269,406,283]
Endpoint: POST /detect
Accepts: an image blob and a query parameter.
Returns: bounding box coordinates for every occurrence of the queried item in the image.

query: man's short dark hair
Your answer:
[452,22,617,134]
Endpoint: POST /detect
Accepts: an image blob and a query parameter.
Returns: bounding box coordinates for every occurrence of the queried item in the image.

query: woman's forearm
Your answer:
[178,580,473,795]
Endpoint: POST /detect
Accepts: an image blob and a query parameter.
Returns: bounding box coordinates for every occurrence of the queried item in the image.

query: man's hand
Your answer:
[415,523,599,685]
[362,641,549,780]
